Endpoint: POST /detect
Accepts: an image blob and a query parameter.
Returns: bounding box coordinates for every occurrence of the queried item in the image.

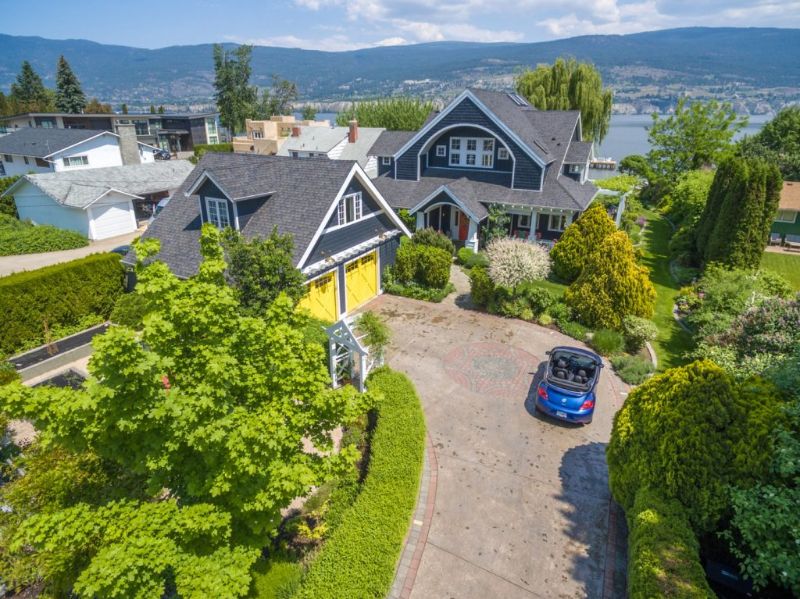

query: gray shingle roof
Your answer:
[337,127,385,167]
[127,153,358,277]
[565,141,593,164]
[6,160,195,208]
[0,128,113,158]
[368,130,416,156]
[278,127,348,154]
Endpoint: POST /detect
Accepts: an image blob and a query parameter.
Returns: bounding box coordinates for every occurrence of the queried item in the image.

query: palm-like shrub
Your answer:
[485,238,550,288]
[565,231,656,330]
[607,360,782,533]
[550,203,617,282]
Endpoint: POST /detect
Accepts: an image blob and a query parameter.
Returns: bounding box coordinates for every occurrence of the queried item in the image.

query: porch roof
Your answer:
[373,169,595,220]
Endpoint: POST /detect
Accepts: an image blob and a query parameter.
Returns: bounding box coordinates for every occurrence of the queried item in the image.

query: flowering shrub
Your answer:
[622,315,659,353]
[485,238,550,288]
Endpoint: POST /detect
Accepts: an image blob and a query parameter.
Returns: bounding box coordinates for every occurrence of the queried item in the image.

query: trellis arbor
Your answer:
[326,316,384,392]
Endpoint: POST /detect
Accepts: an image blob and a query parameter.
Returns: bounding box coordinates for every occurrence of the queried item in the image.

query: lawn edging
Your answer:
[293,367,426,599]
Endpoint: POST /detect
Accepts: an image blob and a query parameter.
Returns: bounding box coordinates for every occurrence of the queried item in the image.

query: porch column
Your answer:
[415,211,425,231]
[328,338,338,389]
[467,219,479,252]
[528,210,539,241]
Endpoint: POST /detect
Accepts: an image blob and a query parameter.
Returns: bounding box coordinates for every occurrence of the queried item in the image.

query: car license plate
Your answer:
[556,410,567,419]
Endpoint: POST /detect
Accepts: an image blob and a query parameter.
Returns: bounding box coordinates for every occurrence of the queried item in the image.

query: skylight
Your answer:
[507,93,529,106]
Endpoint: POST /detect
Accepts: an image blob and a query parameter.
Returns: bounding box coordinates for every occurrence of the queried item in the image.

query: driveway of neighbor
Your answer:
[367,268,629,598]
[0,229,143,277]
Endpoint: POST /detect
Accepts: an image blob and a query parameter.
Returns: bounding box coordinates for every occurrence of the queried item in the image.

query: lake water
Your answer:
[301,111,769,178]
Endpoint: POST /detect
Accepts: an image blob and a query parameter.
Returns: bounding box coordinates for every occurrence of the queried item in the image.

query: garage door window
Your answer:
[206,197,230,229]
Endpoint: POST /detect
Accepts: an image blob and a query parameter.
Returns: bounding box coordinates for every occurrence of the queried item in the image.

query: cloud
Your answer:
[227,34,363,52]
[373,36,409,46]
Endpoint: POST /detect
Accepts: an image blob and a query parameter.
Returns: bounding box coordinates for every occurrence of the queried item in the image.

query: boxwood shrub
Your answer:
[0,253,124,357]
[293,368,425,599]
[626,488,715,598]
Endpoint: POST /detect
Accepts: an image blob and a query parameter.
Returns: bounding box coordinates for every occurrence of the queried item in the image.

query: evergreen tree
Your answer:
[84,97,112,114]
[213,44,258,134]
[149,104,156,114]
[158,105,165,114]
[54,55,86,114]
[694,156,782,269]
[336,98,434,131]
[739,106,800,180]
[10,61,51,112]
[550,203,617,282]
[120,103,128,114]
[515,58,613,143]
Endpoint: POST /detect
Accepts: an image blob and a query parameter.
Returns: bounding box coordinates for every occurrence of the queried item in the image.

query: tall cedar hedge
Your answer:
[693,156,782,268]
[0,253,124,356]
[550,203,617,282]
[607,360,781,533]
[294,368,425,598]
[626,488,715,598]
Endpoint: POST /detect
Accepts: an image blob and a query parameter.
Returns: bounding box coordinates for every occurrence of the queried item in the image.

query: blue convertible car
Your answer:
[535,346,603,424]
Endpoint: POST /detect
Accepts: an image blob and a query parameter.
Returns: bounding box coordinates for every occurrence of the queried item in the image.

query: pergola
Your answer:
[325,316,384,392]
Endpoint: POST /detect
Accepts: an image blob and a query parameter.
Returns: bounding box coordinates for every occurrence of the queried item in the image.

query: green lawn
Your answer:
[639,210,694,371]
[533,276,568,299]
[761,251,800,291]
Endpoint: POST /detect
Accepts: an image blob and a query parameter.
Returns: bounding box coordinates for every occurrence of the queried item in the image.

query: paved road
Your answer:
[0,229,141,277]
[368,268,628,598]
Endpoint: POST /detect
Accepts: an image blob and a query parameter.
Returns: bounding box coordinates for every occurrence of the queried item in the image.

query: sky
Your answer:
[2,0,799,51]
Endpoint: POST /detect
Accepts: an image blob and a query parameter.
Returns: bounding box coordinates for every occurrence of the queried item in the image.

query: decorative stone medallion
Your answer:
[442,342,539,395]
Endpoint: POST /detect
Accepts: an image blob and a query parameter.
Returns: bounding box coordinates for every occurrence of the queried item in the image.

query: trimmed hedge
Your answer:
[627,488,715,598]
[0,253,124,357]
[0,215,88,256]
[294,368,426,599]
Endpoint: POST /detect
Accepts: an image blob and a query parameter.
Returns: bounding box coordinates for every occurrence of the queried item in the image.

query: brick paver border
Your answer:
[388,434,438,599]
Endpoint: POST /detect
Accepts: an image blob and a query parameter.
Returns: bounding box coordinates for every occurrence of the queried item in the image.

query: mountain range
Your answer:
[1,27,799,112]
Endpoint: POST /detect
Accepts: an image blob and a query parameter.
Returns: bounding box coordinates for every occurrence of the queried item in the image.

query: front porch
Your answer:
[414,200,578,252]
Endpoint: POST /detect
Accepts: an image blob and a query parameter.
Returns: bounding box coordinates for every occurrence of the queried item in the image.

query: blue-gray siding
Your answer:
[378,158,393,176]
[197,179,235,226]
[323,178,382,229]
[394,97,544,190]
[308,211,396,266]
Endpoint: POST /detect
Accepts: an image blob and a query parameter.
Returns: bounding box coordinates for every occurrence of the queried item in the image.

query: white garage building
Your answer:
[4,160,194,240]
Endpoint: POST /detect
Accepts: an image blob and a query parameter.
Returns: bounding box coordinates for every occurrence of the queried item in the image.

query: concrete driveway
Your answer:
[0,229,142,277]
[368,269,628,598]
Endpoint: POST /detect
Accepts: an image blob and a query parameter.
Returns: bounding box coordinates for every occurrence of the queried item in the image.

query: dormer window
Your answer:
[337,192,363,226]
[206,197,230,229]
[382,156,391,165]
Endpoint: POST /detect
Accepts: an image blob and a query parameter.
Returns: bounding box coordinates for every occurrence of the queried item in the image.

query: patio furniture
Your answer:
[785,234,800,251]
[769,232,783,246]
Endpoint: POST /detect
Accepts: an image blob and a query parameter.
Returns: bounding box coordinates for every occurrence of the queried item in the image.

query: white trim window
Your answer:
[382,156,391,165]
[206,197,231,229]
[498,147,509,160]
[548,214,569,232]
[775,209,797,223]
[448,136,495,169]
[337,192,363,226]
[517,213,531,228]
[63,155,89,168]
[436,145,446,157]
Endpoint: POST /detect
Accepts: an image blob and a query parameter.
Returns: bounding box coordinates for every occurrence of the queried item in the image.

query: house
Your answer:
[369,88,598,251]
[0,111,221,154]
[277,121,384,177]
[0,126,160,177]
[772,181,800,244]
[124,153,411,322]
[3,160,195,240]
[232,116,331,155]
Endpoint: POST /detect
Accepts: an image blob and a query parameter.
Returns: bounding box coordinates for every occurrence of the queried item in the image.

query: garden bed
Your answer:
[8,323,109,372]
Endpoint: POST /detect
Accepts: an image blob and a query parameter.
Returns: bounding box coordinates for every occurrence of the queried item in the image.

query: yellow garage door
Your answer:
[345,251,378,312]
[297,272,338,322]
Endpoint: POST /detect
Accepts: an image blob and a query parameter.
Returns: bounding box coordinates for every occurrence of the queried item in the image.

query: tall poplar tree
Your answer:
[10,61,51,112]
[694,156,782,268]
[213,44,258,134]
[515,58,613,143]
[54,55,87,114]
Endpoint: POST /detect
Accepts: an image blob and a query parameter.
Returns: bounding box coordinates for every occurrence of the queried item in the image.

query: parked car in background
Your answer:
[535,346,603,424]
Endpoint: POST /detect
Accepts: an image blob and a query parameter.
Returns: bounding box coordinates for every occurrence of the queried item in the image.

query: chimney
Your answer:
[116,123,140,165]
[348,120,358,143]
[291,126,301,137]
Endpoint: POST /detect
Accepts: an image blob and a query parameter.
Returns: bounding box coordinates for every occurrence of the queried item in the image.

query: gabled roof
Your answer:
[368,130,416,156]
[565,141,593,164]
[126,153,407,278]
[0,128,115,158]
[277,126,385,168]
[4,160,194,209]
[780,181,800,211]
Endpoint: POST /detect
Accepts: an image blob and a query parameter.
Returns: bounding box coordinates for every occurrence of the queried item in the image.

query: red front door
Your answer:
[458,211,469,241]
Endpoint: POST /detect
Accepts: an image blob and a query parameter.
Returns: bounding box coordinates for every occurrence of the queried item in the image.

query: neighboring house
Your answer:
[0,126,159,177]
[232,116,331,155]
[773,181,800,242]
[123,152,411,322]
[277,121,384,177]
[3,161,195,240]
[369,88,597,251]
[0,111,221,154]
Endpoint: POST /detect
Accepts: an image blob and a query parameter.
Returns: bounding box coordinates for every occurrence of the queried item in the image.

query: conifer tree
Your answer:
[54,55,87,114]
[694,156,782,268]
[10,61,50,112]
[550,203,617,283]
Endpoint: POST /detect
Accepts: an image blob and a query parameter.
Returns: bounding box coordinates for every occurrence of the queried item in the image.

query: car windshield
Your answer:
[547,350,598,391]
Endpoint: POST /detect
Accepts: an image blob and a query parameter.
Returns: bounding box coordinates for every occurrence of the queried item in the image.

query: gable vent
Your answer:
[507,93,529,106]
